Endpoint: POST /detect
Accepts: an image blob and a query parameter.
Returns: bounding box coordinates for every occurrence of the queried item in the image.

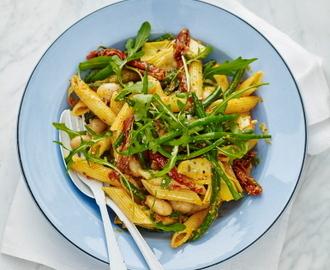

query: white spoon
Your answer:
[59,109,164,270]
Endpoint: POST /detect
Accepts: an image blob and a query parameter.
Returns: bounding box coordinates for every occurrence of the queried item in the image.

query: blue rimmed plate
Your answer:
[17,0,307,269]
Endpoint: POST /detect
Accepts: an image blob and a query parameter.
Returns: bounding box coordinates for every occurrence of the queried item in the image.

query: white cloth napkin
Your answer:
[2,0,330,270]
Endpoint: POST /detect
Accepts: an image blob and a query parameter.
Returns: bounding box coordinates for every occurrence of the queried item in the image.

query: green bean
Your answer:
[202,86,223,108]
[192,92,207,118]
[208,154,243,200]
[79,56,111,71]
[87,64,114,82]
[189,132,271,143]
[154,146,178,177]
[223,69,245,98]
[192,92,215,134]
[159,138,225,160]
[187,114,239,130]
[113,132,124,149]
[189,166,221,242]
[136,152,148,170]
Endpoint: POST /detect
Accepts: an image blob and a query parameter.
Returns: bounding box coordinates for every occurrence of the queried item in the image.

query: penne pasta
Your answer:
[89,138,112,157]
[102,186,155,229]
[226,96,261,114]
[238,71,263,96]
[110,102,134,132]
[142,179,204,205]
[171,208,209,247]
[72,75,117,125]
[147,76,166,97]
[70,155,121,187]
[109,91,125,115]
[161,96,191,112]
[71,100,90,116]
[189,60,203,99]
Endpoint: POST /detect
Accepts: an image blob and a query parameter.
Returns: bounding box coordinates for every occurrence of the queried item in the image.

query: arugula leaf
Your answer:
[153,145,178,177]
[204,57,257,81]
[186,45,213,63]
[52,122,85,140]
[115,81,153,102]
[126,21,151,56]
[133,94,153,121]
[210,83,268,115]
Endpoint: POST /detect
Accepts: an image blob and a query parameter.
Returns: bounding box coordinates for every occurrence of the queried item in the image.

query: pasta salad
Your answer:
[53,21,271,247]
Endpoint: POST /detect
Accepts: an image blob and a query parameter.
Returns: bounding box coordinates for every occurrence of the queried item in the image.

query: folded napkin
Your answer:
[2,0,330,270]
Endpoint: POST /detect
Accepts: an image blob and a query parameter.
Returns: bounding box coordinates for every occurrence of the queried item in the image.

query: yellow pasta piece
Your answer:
[70,155,121,187]
[177,157,212,184]
[214,74,229,91]
[203,64,229,91]
[71,100,90,116]
[161,96,191,112]
[189,60,203,99]
[188,38,206,57]
[110,103,134,132]
[109,91,124,115]
[89,138,112,157]
[71,75,117,126]
[237,71,263,96]
[102,186,155,229]
[142,179,203,205]
[141,40,176,71]
[225,96,261,114]
[222,162,243,193]
[171,208,209,247]
[147,76,166,97]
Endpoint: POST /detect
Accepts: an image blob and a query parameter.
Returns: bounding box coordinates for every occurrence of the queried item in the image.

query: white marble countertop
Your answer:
[1,0,330,269]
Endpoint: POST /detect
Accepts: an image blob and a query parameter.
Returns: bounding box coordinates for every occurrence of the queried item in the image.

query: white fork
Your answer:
[59,109,164,270]
[60,110,126,270]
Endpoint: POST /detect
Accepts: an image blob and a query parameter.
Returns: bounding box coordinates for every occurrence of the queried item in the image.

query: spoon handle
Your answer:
[93,183,127,270]
[106,198,165,270]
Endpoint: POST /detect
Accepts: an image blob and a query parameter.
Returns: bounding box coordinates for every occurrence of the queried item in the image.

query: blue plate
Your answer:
[17,0,307,269]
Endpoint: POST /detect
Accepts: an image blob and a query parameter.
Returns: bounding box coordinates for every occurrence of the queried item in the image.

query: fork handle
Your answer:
[95,193,127,270]
[107,198,165,270]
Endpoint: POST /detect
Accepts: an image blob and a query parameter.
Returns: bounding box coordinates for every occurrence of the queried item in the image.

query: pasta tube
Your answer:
[237,71,263,96]
[70,155,121,187]
[171,208,209,248]
[72,75,117,126]
[141,179,203,205]
[102,186,155,229]
[71,100,90,116]
[189,60,203,99]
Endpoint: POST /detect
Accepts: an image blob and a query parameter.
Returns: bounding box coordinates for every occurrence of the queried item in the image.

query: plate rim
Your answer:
[16,0,308,268]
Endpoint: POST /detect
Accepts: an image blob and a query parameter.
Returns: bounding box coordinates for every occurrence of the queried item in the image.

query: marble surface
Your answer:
[1,0,330,269]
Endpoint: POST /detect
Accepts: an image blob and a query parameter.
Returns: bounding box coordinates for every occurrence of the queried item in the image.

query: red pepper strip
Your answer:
[174,28,190,92]
[232,151,262,196]
[127,60,166,81]
[121,115,134,151]
[108,115,135,181]
[86,48,166,80]
[174,29,190,60]
[86,48,127,60]
[148,151,204,194]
